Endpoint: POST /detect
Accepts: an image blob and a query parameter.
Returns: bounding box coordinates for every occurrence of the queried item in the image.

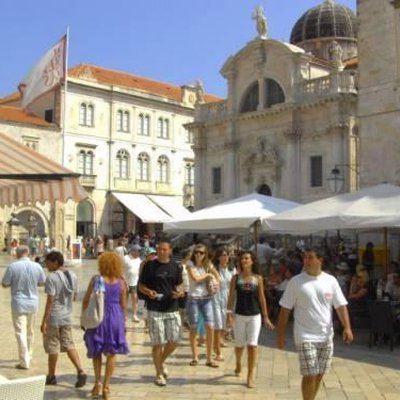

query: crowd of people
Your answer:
[5,234,399,399]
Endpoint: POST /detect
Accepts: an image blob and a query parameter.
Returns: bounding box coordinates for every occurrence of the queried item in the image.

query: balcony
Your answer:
[195,100,227,122]
[113,178,133,191]
[79,174,96,188]
[135,180,152,192]
[156,182,171,193]
[296,71,357,101]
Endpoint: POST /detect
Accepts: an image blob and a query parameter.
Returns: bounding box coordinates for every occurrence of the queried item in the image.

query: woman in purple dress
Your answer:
[82,252,129,399]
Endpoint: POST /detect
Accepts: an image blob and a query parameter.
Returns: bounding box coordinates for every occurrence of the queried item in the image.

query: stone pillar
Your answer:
[283,128,302,201]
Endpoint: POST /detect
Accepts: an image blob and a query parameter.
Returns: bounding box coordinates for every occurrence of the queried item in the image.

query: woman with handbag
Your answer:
[227,250,274,389]
[186,244,220,368]
[82,252,129,399]
[212,247,234,361]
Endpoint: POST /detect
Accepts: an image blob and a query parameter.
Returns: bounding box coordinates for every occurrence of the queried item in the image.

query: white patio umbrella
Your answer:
[263,184,400,234]
[164,192,299,234]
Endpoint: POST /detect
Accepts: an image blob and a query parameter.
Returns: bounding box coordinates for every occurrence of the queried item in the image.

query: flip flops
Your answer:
[205,361,219,368]
[189,359,199,366]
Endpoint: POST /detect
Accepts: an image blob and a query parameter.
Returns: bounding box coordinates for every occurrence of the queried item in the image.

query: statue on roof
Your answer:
[252,5,268,39]
[329,40,344,70]
[194,80,205,105]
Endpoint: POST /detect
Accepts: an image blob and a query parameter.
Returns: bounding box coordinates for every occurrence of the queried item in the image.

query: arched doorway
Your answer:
[16,210,45,242]
[257,184,272,196]
[76,200,96,238]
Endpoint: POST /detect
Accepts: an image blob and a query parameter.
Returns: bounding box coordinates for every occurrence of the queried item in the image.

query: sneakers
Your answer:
[154,375,167,386]
[75,371,87,388]
[14,364,29,370]
[45,375,57,385]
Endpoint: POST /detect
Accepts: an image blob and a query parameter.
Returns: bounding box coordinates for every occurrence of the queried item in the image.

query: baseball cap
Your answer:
[143,247,156,257]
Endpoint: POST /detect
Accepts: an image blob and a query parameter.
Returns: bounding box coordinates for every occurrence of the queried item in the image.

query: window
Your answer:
[157,155,169,183]
[264,78,285,108]
[310,156,323,187]
[115,149,130,179]
[44,109,53,123]
[79,103,94,126]
[212,167,222,194]
[157,117,170,139]
[184,127,193,144]
[137,152,150,181]
[78,150,94,175]
[184,162,195,185]
[240,81,259,113]
[138,113,150,136]
[117,110,130,132]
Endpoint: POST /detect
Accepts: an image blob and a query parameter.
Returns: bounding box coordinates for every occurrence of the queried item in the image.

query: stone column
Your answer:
[283,128,302,201]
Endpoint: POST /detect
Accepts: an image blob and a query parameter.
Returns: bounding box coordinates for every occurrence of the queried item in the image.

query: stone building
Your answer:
[188,0,359,208]
[358,0,400,187]
[0,65,219,249]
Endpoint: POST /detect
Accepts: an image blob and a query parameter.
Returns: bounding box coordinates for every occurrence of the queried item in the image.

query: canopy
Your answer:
[164,192,299,234]
[112,192,172,223]
[263,184,400,234]
[0,131,87,206]
[148,195,191,219]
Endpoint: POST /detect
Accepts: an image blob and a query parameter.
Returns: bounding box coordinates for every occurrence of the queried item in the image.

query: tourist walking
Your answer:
[226,250,274,388]
[40,251,87,387]
[124,244,142,322]
[212,247,234,361]
[82,252,129,399]
[276,247,353,400]
[138,238,184,386]
[1,245,46,369]
[186,244,220,368]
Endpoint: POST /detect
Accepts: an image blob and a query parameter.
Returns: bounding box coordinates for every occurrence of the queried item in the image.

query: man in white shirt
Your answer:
[2,245,46,369]
[276,248,353,400]
[124,244,142,322]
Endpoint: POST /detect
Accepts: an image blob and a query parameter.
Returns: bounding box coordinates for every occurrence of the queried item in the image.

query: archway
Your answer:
[76,200,96,238]
[257,184,272,196]
[15,209,46,241]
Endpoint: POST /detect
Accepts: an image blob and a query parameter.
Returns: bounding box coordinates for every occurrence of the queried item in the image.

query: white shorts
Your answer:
[233,313,262,347]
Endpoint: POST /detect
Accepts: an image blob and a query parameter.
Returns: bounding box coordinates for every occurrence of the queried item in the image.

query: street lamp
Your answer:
[327,166,345,194]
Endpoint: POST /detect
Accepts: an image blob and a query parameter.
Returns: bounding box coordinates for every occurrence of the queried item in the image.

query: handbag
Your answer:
[81,275,105,329]
[207,276,220,296]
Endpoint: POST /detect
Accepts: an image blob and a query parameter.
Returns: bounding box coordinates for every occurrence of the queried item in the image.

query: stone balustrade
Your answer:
[195,100,227,122]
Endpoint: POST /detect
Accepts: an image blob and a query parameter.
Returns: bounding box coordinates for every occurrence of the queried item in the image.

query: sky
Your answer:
[0,0,356,98]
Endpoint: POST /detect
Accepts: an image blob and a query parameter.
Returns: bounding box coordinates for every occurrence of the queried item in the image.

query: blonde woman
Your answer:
[186,244,220,367]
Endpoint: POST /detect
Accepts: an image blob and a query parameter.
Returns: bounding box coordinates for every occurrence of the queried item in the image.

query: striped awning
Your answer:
[0,131,87,206]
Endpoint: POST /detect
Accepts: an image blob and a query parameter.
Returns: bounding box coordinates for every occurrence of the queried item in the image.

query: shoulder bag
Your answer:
[81,275,105,329]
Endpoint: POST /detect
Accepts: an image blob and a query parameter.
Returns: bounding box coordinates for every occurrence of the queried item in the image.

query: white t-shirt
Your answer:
[279,271,347,344]
[124,255,142,287]
[188,263,208,298]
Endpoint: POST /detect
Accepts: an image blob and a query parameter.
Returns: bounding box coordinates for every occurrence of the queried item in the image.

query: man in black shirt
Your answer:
[139,238,183,386]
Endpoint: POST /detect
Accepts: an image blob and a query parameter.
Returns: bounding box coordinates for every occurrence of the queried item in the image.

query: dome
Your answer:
[290,0,357,45]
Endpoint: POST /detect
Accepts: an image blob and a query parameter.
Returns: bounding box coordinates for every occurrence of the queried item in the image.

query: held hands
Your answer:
[171,289,184,299]
[147,290,158,300]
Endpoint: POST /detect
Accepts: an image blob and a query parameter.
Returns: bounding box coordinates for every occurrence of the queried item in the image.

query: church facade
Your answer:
[189,1,360,209]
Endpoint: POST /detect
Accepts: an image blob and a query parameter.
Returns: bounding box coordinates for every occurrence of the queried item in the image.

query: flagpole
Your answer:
[62,27,70,166]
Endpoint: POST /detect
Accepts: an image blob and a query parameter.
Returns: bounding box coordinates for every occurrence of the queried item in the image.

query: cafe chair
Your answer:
[367,300,400,352]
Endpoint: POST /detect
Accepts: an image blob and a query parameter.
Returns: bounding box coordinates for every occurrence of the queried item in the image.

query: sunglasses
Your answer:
[194,250,206,255]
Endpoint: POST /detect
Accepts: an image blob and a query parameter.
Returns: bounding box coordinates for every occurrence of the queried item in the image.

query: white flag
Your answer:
[18,34,67,110]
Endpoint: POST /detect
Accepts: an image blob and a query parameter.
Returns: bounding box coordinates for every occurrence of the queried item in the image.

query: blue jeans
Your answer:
[186,297,214,329]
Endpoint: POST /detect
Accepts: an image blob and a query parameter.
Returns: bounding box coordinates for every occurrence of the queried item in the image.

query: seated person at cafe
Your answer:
[348,271,370,306]
[385,270,400,301]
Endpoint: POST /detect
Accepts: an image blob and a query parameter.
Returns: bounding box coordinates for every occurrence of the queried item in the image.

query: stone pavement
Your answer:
[0,254,399,399]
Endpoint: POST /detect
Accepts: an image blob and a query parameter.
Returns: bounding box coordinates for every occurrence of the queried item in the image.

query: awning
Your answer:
[112,192,172,223]
[148,195,190,219]
[0,131,87,207]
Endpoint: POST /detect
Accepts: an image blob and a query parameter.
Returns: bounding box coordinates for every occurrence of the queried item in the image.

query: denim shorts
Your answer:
[186,296,214,328]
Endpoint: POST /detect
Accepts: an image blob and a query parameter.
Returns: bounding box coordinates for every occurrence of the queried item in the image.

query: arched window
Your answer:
[137,152,150,181]
[144,115,150,135]
[264,78,285,108]
[79,103,94,126]
[138,114,150,135]
[116,149,130,179]
[184,162,195,185]
[157,155,169,183]
[157,118,163,138]
[138,113,144,134]
[240,81,259,113]
[78,150,94,175]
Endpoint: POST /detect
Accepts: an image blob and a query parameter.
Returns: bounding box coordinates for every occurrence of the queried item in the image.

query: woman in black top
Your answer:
[227,250,274,389]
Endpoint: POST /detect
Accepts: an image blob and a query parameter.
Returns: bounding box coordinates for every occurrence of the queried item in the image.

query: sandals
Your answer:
[214,355,224,362]
[45,375,57,385]
[189,359,199,366]
[102,385,111,399]
[205,361,219,368]
[91,382,102,399]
